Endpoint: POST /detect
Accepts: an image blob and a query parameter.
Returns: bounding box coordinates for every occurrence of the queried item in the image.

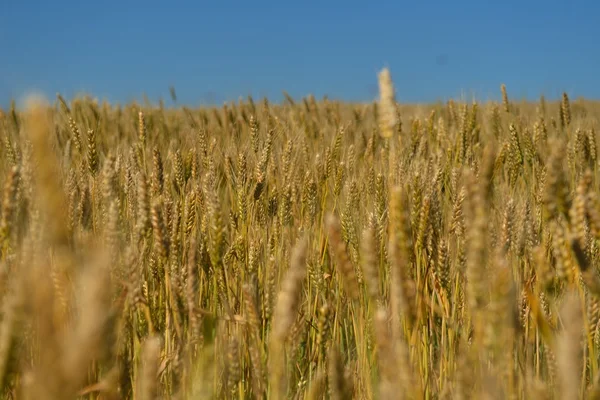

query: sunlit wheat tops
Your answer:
[0,73,600,399]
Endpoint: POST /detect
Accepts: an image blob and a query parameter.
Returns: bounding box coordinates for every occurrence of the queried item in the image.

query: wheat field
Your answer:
[0,71,598,399]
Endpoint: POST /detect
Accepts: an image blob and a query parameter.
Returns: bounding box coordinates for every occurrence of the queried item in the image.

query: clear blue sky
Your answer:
[1,0,598,107]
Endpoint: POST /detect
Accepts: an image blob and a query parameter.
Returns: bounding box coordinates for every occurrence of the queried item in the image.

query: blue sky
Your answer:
[1,0,598,107]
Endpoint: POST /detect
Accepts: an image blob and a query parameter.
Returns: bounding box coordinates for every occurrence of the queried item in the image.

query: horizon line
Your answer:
[2,89,600,111]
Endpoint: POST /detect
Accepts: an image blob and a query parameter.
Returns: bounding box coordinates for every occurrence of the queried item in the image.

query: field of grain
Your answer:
[0,70,599,399]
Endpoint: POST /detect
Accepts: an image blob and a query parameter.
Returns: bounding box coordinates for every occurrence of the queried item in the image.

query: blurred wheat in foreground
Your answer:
[0,73,600,399]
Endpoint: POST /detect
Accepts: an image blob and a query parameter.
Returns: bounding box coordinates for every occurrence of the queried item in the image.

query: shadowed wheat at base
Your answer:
[0,74,599,399]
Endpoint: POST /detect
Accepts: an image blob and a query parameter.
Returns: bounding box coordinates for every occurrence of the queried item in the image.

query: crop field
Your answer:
[0,70,599,399]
